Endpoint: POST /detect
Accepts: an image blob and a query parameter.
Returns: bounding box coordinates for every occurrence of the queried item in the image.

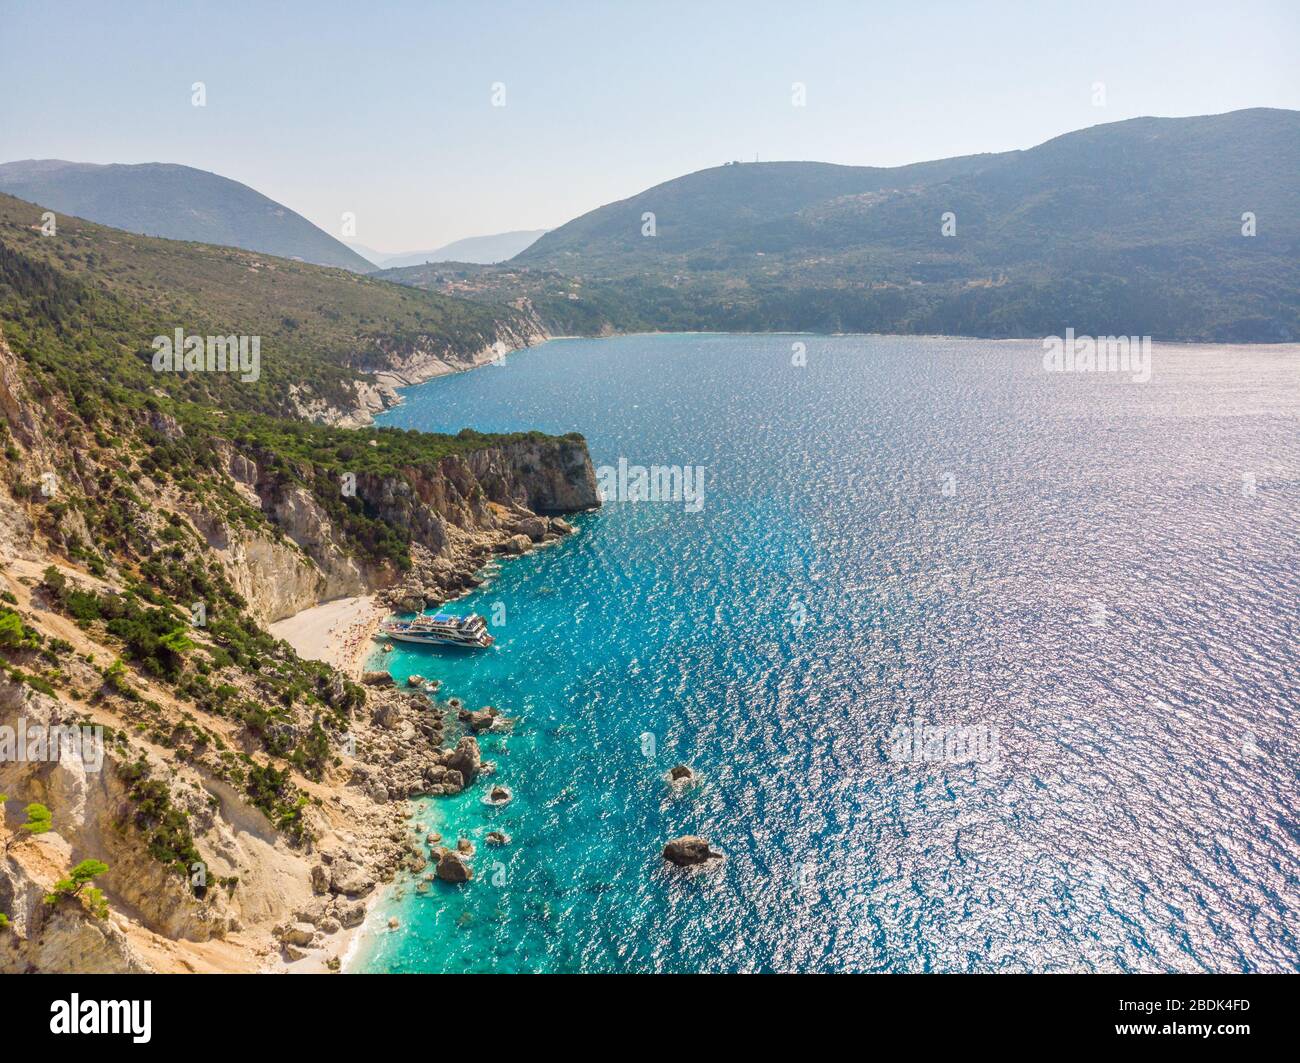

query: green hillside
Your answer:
[473,108,1300,342]
[0,191,531,419]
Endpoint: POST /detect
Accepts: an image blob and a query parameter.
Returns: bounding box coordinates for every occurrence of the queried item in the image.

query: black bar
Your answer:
[4,972,1289,1050]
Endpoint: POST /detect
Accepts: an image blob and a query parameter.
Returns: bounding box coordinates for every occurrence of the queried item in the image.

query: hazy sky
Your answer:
[2,0,1298,251]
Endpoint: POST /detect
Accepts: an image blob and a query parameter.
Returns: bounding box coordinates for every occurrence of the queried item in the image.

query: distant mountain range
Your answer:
[5,108,1296,343]
[488,107,1299,342]
[0,160,373,272]
[350,230,548,269]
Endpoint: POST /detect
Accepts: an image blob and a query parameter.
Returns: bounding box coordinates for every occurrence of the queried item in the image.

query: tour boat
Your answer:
[379,612,494,649]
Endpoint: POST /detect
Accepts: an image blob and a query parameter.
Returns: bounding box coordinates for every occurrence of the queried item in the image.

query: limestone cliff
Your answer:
[201,434,599,624]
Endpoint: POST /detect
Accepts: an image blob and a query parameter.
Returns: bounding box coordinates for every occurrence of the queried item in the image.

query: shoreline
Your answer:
[338,795,446,974]
[278,801,410,976]
[340,326,548,427]
[298,351,594,973]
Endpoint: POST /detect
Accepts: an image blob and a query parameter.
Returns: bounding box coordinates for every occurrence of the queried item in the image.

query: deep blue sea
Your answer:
[349,333,1299,973]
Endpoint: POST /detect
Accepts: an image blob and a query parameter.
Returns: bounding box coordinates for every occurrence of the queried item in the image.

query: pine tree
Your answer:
[45,859,111,918]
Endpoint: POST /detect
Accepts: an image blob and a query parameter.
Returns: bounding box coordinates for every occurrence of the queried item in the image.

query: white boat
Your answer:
[379,612,494,649]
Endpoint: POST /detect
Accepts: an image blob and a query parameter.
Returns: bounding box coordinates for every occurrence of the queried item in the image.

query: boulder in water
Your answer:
[435,850,473,883]
[461,707,498,733]
[662,836,724,867]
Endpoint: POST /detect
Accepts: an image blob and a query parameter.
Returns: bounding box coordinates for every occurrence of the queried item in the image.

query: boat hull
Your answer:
[384,630,492,649]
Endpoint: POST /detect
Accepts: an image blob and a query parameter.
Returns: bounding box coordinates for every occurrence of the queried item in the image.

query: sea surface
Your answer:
[349,333,1299,973]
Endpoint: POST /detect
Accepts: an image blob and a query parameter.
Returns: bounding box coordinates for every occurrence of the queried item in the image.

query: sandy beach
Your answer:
[268,594,385,679]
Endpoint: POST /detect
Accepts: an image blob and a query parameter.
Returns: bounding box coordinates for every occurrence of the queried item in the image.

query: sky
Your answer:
[1,0,1298,252]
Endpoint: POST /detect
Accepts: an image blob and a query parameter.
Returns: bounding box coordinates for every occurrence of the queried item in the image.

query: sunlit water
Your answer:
[349,333,1299,973]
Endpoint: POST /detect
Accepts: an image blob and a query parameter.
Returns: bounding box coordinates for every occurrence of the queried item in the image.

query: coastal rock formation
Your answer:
[338,315,550,429]
[364,436,601,615]
[214,433,600,624]
[435,850,473,883]
[460,707,502,733]
[662,837,725,867]
[173,426,601,626]
[445,737,482,786]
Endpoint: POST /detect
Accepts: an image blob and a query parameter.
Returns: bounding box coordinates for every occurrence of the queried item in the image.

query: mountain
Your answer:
[479,108,1300,342]
[0,160,374,273]
[372,229,548,269]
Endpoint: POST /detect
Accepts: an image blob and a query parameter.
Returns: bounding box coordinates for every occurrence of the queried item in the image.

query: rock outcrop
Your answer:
[199,432,600,625]
[434,850,472,883]
[662,837,725,867]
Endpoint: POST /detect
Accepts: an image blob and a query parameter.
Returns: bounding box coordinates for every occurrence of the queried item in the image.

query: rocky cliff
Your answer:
[0,314,600,972]
[187,432,599,624]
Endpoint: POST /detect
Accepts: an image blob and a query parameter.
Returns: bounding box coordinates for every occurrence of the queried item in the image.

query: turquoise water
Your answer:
[351,333,1299,973]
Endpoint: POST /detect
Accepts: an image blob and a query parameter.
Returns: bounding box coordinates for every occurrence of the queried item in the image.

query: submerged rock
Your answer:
[485,831,510,846]
[461,707,499,733]
[662,836,724,867]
